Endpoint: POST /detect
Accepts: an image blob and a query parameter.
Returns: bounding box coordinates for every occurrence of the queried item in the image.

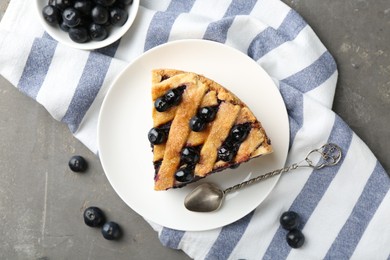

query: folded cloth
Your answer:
[1,0,389,259]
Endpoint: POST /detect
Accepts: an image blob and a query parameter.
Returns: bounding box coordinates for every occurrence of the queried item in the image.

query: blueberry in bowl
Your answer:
[35,0,139,50]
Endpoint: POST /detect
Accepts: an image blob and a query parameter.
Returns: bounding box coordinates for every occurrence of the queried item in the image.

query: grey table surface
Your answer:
[1,0,389,259]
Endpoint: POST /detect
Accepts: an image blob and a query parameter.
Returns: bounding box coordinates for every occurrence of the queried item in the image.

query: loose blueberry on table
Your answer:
[280,211,300,230]
[83,206,106,227]
[68,155,88,172]
[101,221,122,240]
[286,229,305,248]
[41,0,134,43]
[280,211,305,248]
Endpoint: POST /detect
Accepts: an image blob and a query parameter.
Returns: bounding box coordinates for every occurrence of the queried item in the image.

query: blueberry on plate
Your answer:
[68,155,88,172]
[101,221,122,240]
[83,207,105,227]
[286,229,305,248]
[280,211,300,230]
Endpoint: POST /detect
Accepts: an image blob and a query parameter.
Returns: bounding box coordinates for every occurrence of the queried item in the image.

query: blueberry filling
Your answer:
[164,88,183,106]
[161,75,170,82]
[180,146,200,165]
[148,127,167,145]
[154,97,170,112]
[148,122,171,145]
[189,116,206,132]
[153,160,162,173]
[154,85,186,112]
[217,123,252,162]
[229,123,251,143]
[198,106,218,122]
[217,145,236,162]
[189,105,219,132]
[174,165,194,183]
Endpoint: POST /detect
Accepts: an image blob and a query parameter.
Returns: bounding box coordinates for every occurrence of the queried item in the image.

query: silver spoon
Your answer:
[184,143,342,212]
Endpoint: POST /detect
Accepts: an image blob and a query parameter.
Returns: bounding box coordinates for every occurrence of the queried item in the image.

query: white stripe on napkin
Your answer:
[191,0,232,19]
[36,44,90,121]
[250,0,291,29]
[115,7,155,61]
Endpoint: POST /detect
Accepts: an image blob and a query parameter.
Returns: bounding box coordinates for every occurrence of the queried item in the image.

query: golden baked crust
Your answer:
[149,69,272,190]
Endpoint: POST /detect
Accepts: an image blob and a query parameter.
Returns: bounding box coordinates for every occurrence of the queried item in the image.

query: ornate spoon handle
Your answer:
[223,143,342,195]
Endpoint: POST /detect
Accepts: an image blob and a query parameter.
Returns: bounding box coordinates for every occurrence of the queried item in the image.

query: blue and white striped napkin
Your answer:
[1,0,389,259]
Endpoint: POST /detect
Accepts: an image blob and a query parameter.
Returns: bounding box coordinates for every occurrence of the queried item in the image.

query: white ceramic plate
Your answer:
[34,0,139,50]
[98,39,289,231]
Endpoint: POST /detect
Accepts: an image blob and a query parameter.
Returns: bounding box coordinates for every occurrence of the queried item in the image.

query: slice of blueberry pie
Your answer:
[148,69,272,191]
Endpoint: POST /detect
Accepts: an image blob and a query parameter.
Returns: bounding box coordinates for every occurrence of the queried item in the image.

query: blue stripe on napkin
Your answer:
[263,116,353,259]
[159,228,185,249]
[279,83,303,147]
[247,9,306,60]
[205,211,255,260]
[324,161,390,259]
[282,51,337,93]
[95,41,121,57]
[144,0,196,51]
[17,37,57,99]
[61,41,119,132]
[203,0,257,42]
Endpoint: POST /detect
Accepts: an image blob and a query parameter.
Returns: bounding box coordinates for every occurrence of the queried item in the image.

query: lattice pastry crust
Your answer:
[148,69,272,191]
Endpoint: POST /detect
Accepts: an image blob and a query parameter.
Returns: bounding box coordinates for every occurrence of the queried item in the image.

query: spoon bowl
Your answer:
[184,183,224,212]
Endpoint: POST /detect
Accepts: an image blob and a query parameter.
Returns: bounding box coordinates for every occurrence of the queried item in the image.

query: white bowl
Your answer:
[35,0,139,50]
